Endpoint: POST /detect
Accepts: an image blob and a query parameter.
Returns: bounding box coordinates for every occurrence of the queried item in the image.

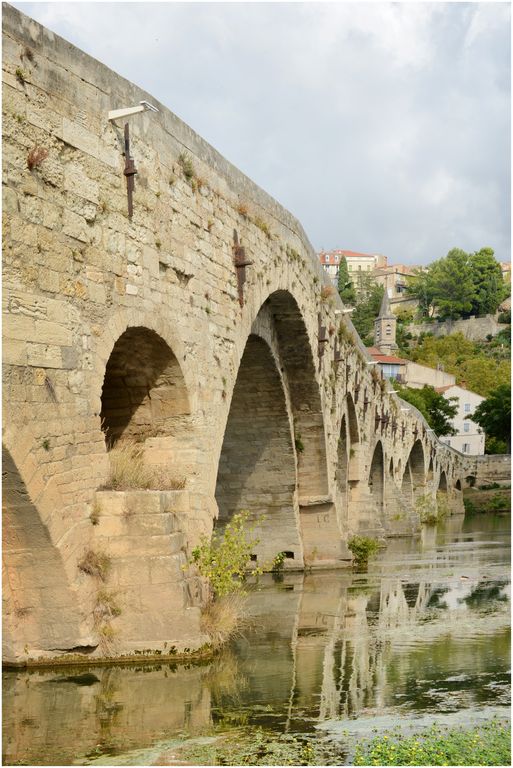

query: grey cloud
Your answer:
[13,2,510,264]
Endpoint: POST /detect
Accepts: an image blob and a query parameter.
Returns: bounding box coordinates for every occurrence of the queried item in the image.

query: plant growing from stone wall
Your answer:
[104,440,185,491]
[78,549,111,582]
[27,145,48,170]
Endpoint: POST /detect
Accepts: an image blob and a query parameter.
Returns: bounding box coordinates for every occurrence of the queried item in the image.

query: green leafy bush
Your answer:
[348,535,379,567]
[191,511,260,598]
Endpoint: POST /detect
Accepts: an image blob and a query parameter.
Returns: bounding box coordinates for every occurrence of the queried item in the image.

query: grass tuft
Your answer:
[105,440,186,491]
[200,594,247,648]
[78,550,111,582]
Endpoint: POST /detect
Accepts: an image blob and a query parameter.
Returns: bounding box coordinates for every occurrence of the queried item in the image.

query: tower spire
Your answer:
[374,290,398,354]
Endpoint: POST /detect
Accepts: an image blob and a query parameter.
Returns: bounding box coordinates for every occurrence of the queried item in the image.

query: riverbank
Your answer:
[3,512,509,767]
[463,485,510,514]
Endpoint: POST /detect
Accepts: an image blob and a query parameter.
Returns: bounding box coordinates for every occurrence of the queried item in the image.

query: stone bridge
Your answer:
[2,5,476,665]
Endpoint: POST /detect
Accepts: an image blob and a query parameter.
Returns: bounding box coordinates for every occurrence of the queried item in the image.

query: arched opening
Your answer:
[465,475,476,488]
[369,442,385,522]
[389,457,394,477]
[215,335,300,564]
[455,479,462,491]
[336,415,349,527]
[265,291,329,501]
[437,471,449,516]
[401,464,413,506]
[2,448,81,659]
[100,327,190,448]
[346,393,360,445]
[427,457,434,481]
[407,440,426,497]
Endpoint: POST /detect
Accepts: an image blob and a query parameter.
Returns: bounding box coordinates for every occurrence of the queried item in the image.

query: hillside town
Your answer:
[318,247,511,456]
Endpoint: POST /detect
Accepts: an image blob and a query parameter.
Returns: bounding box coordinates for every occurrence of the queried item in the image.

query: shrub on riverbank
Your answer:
[348,536,379,567]
[353,719,511,766]
[192,511,260,647]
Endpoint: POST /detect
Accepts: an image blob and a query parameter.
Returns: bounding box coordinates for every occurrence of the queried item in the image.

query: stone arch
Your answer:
[406,440,426,495]
[262,290,329,501]
[100,326,190,448]
[215,334,302,565]
[346,393,360,445]
[336,415,349,527]
[401,463,413,507]
[2,447,82,661]
[455,479,462,491]
[368,441,385,522]
[465,475,476,488]
[438,471,448,492]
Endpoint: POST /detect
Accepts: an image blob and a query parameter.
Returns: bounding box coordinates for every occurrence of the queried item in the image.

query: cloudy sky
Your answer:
[12,2,511,265]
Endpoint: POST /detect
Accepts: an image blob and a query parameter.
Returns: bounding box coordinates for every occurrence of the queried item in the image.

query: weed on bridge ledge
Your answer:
[103,440,186,491]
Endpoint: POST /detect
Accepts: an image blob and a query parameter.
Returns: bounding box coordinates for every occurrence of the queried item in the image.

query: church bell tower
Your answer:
[374,292,398,355]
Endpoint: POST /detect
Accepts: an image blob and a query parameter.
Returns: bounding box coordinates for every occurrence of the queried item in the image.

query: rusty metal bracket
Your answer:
[123,123,137,219]
[233,230,253,307]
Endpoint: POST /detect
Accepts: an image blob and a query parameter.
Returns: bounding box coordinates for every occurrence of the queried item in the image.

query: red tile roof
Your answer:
[368,347,408,365]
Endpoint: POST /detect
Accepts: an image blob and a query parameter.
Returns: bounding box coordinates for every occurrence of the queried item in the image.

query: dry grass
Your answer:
[105,440,186,491]
[320,284,335,301]
[78,549,111,582]
[27,145,48,170]
[200,594,247,648]
[237,202,249,218]
[254,216,271,238]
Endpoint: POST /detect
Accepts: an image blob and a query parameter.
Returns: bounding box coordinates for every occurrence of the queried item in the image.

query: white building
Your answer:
[436,385,485,455]
[318,250,387,285]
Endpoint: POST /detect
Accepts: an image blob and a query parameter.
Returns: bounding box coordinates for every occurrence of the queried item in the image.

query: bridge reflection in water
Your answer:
[3,513,510,766]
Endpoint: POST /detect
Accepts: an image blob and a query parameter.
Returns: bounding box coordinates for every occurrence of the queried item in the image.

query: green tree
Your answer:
[468,247,508,316]
[468,384,511,452]
[430,248,477,319]
[406,268,437,318]
[407,332,511,397]
[395,383,458,437]
[351,272,384,345]
[337,256,356,305]
[407,247,506,320]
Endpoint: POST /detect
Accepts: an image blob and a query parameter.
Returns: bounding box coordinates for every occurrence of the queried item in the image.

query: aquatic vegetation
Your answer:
[173,727,343,766]
[353,719,511,766]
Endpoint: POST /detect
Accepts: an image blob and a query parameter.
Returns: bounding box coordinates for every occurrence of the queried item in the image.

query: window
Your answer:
[464,422,470,432]
[348,264,352,270]
[334,255,339,262]
[463,443,470,453]
[464,403,471,413]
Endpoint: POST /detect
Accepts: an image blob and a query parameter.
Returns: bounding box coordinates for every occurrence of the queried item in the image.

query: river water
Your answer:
[3,512,510,766]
